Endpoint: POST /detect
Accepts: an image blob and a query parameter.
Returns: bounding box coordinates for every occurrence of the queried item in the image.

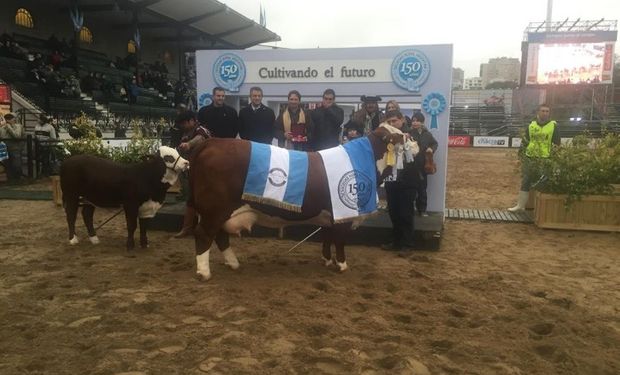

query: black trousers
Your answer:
[414,173,428,212]
[385,181,416,245]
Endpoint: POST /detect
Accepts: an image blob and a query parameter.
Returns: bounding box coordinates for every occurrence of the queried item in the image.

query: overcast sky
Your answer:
[222,0,619,77]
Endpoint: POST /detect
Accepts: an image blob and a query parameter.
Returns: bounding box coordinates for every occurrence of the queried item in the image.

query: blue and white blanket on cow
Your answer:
[318,137,378,223]
[242,142,308,212]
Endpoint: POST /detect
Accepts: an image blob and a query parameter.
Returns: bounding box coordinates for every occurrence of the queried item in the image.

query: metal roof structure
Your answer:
[49,0,281,50]
[523,19,617,40]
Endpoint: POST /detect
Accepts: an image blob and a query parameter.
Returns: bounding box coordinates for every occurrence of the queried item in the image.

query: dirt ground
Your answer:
[0,148,618,375]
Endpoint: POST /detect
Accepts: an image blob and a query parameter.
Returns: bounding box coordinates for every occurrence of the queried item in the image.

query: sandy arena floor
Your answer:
[0,148,618,374]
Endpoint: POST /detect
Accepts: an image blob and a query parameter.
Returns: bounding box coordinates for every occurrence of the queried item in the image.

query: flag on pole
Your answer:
[259,4,266,27]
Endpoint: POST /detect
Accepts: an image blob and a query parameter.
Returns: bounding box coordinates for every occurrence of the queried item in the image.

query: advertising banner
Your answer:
[448,135,470,147]
[473,136,510,147]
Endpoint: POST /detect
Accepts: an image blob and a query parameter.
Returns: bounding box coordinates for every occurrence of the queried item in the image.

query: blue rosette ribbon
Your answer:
[422,92,446,129]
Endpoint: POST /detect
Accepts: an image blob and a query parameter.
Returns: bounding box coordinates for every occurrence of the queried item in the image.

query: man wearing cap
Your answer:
[344,95,385,138]
[0,112,24,180]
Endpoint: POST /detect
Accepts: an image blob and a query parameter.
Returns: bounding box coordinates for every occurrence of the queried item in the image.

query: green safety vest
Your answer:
[526,120,556,158]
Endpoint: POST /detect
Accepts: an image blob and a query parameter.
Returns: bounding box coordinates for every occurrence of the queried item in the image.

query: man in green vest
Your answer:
[508,104,560,212]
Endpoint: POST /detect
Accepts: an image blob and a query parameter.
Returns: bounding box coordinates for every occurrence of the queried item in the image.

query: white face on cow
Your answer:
[159,146,189,185]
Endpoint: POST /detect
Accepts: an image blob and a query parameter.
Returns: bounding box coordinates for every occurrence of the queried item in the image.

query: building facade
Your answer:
[463,77,483,90]
[480,57,521,88]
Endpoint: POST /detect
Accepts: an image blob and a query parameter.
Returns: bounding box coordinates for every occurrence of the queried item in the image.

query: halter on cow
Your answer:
[60,146,189,249]
[188,125,415,281]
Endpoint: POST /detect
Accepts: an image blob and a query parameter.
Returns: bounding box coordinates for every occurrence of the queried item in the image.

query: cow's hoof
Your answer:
[69,235,79,245]
[337,261,348,272]
[140,242,149,249]
[196,271,212,281]
[89,236,99,245]
[323,257,334,267]
[222,248,240,270]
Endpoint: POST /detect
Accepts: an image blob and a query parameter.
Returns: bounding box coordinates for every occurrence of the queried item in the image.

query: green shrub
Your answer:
[524,132,620,206]
[63,114,159,164]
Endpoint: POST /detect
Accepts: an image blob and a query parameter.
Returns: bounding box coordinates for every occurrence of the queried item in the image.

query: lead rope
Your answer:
[284,227,322,254]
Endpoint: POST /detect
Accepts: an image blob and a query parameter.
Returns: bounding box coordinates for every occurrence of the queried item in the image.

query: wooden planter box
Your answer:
[534,189,620,232]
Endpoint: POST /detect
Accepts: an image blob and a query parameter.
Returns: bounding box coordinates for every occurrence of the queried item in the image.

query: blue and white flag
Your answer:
[243,142,308,212]
[319,137,378,222]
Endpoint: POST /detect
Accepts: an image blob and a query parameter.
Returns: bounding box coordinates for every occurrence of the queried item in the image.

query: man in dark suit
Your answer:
[238,86,276,144]
[309,89,344,151]
[197,87,239,139]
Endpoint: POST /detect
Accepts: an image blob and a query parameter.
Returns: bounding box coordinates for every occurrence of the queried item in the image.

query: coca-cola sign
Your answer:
[448,136,470,147]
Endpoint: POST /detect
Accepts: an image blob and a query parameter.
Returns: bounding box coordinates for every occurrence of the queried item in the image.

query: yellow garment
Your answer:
[282,108,306,134]
[384,143,396,166]
[526,120,556,158]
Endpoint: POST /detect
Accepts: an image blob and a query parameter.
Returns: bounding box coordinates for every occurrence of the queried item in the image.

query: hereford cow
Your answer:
[189,126,412,281]
[60,146,189,249]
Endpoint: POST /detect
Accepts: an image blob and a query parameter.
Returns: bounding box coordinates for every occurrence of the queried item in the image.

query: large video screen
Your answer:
[525,42,615,85]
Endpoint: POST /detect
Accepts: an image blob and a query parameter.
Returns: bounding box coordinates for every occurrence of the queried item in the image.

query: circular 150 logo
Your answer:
[198,92,212,109]
[391,49,430,92]
[338,171,372,210]
[212,53,246,92]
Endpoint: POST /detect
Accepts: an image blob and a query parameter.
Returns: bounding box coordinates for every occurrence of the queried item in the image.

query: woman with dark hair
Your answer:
[275,90,312,150]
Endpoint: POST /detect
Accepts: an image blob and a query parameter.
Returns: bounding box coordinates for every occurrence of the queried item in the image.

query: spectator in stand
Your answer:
[170,104,187,148]
[275,90,312,150]
[308,89,344,151]
[68,75,81,98]
[0,112,24,181]
[128,78,139,104]
[34,114,57,177]
[238,86,276,144]
[197,87,239,138]
[49,50,62,70]
[113,120,127,138]
[100,74,114,97]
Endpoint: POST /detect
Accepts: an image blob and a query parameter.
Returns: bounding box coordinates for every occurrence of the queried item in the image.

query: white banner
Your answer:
[473,136,510,147]
[244,60,393,83]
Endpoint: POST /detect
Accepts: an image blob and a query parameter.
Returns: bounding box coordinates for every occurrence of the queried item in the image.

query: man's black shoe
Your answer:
[381,242,402,251]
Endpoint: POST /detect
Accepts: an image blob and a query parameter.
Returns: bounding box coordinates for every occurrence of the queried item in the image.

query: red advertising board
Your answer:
[0,84,11,105]
[448,135,470,147]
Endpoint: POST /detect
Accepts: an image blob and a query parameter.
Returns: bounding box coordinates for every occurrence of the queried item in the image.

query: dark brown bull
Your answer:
[189,126,407,280]
[60,146,188,249]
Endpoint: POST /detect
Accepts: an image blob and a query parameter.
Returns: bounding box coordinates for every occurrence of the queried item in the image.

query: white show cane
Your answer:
[285,227,322,254]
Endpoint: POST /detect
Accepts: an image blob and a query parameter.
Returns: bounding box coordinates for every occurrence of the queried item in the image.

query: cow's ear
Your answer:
[163,155,175,164]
